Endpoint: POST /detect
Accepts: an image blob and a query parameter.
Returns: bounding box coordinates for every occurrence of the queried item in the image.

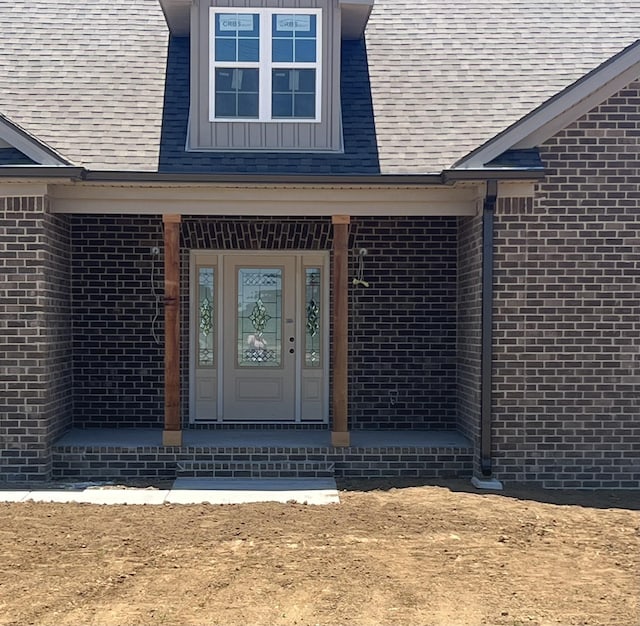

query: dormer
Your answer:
[159,0,373,153]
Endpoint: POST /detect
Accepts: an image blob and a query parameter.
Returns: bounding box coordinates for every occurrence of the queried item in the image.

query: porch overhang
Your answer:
[20,169,542,216]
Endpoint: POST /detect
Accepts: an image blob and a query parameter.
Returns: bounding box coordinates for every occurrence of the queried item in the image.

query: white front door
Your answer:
[190,251,328,423]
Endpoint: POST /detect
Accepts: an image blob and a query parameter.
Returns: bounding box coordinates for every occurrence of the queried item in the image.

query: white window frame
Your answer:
[209,7,322,123]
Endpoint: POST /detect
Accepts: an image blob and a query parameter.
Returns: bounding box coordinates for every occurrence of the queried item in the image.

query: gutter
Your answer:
[83,169,545,185]
[0,166,545,185]
[0,166,84,179]
[480,179,498,477]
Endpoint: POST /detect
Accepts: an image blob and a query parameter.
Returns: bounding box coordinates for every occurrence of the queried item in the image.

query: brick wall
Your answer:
[492,80,640,487]
[348,217,458,428]
[73,215,458,429]
[0,197,72,480]
[71,216,165,427]
[457,214,483,470]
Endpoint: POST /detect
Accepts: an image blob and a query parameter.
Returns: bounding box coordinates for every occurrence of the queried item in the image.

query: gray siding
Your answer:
[189,0,342,152]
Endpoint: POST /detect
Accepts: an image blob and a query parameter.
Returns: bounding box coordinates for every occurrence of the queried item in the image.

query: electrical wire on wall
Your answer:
[352,248,369,287]
[150,246,162,345]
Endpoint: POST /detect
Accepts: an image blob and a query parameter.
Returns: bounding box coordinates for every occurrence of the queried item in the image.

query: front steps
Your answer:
[176,460,335,479]
[51,428,474,481]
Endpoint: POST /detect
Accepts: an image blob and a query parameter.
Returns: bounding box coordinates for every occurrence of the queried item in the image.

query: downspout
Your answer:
[480,180,498,476]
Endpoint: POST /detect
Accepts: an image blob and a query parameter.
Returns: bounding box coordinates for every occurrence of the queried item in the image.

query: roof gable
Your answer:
[454,39,640,169]
[0,113,71,166]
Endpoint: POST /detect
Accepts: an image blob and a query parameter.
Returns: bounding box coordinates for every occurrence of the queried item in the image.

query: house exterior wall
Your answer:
[70,215,458,430]
[492,80,640,487]
[457,213,483,473]
[0,196,72,480]
[71,216,165,427]
[189,0,342,152]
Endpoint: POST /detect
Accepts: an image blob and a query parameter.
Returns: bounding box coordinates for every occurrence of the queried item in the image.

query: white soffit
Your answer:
[455,39,640,169]
[340,0,374,40]
[158,0,191,37]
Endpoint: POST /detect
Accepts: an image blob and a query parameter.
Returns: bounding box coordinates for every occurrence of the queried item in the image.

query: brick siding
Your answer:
[492,80,640,487]
[457,214,483,473]
[52,443,473,481]
[71,216,165,427]
[72,215,459,430]
[0,197,72,480]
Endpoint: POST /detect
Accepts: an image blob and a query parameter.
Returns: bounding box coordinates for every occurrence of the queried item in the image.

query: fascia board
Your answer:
[454,40,640,170]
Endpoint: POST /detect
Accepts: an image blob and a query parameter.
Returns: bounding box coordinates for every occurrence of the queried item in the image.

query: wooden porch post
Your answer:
[331,215,350,447]
[162,214,182,446]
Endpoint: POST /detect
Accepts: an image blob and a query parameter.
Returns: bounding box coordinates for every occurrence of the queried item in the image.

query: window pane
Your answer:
[305,268,321,368]
[215,68,234,91]
[297,69,316,92]
[272,14,317,63]
[272,38,294,63]
[215,92,236,118]
[239,68,259,92]
[215,14,259,63]
[272,93,293,117]
[295,39,316,63]
[238,93,259,117]
[215,69,259,118]
[272,14,316,37]
[272,69,315,119]
[238,38,259,62]
[198,268,215,367]
[215,39,236,62]
[238,269,282,367]
[294,93,315,118]
[216,13,259,37]
[272,69,291,93]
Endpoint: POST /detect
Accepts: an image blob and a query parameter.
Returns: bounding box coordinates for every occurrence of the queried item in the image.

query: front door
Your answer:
[190,251,328,423]
[223,256,296,420]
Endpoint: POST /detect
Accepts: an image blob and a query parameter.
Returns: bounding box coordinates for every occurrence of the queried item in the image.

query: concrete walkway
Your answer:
[0,478,340,506]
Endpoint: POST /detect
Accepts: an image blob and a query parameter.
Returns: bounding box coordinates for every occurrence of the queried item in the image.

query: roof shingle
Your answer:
[1,0,639,173]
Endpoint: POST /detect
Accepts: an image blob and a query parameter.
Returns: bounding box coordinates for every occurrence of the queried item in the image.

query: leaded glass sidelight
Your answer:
[198,267,215,367]
[237,268,282,366]
[305,267,321,367]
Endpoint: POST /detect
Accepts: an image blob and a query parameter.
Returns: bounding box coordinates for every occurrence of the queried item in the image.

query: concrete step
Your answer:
[176,460,335,479]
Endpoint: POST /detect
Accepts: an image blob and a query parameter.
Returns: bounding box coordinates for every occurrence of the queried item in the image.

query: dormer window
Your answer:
[210,8,322,122]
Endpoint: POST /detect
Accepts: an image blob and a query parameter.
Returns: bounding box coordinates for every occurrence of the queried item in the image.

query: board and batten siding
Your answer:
[189,0,342,152]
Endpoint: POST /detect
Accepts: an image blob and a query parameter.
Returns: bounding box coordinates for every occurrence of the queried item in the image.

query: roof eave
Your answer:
[0,165,84,178]
[454,38,640,170]
[0,113,74,167]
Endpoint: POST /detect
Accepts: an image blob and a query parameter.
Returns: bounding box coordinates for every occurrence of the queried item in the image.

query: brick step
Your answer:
[175,460,335,479]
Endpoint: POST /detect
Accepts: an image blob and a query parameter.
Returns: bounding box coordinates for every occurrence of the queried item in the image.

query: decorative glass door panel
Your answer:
[237,268,282,367]
[191,251,328,423]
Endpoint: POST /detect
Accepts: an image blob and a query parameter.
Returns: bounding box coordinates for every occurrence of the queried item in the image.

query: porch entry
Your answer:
[190,251,329,423]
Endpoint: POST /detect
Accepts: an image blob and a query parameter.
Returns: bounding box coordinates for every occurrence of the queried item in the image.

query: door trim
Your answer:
[189,250,330,424]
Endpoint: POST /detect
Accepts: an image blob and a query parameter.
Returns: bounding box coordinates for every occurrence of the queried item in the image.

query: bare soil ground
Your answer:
[0,479,638,626]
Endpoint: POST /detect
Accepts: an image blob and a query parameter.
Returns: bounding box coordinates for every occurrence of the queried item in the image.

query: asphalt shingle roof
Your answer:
[1,0,639,174]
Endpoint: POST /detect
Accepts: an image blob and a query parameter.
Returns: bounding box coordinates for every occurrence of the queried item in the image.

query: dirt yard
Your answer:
[0,479,638,626]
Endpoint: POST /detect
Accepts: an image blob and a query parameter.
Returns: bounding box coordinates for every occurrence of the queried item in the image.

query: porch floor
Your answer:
[54,428,472,449]
[52,428,474,481]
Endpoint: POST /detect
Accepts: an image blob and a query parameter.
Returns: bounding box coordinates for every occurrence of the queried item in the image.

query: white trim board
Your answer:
[455,40,640,169]
[48,182,482,215]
